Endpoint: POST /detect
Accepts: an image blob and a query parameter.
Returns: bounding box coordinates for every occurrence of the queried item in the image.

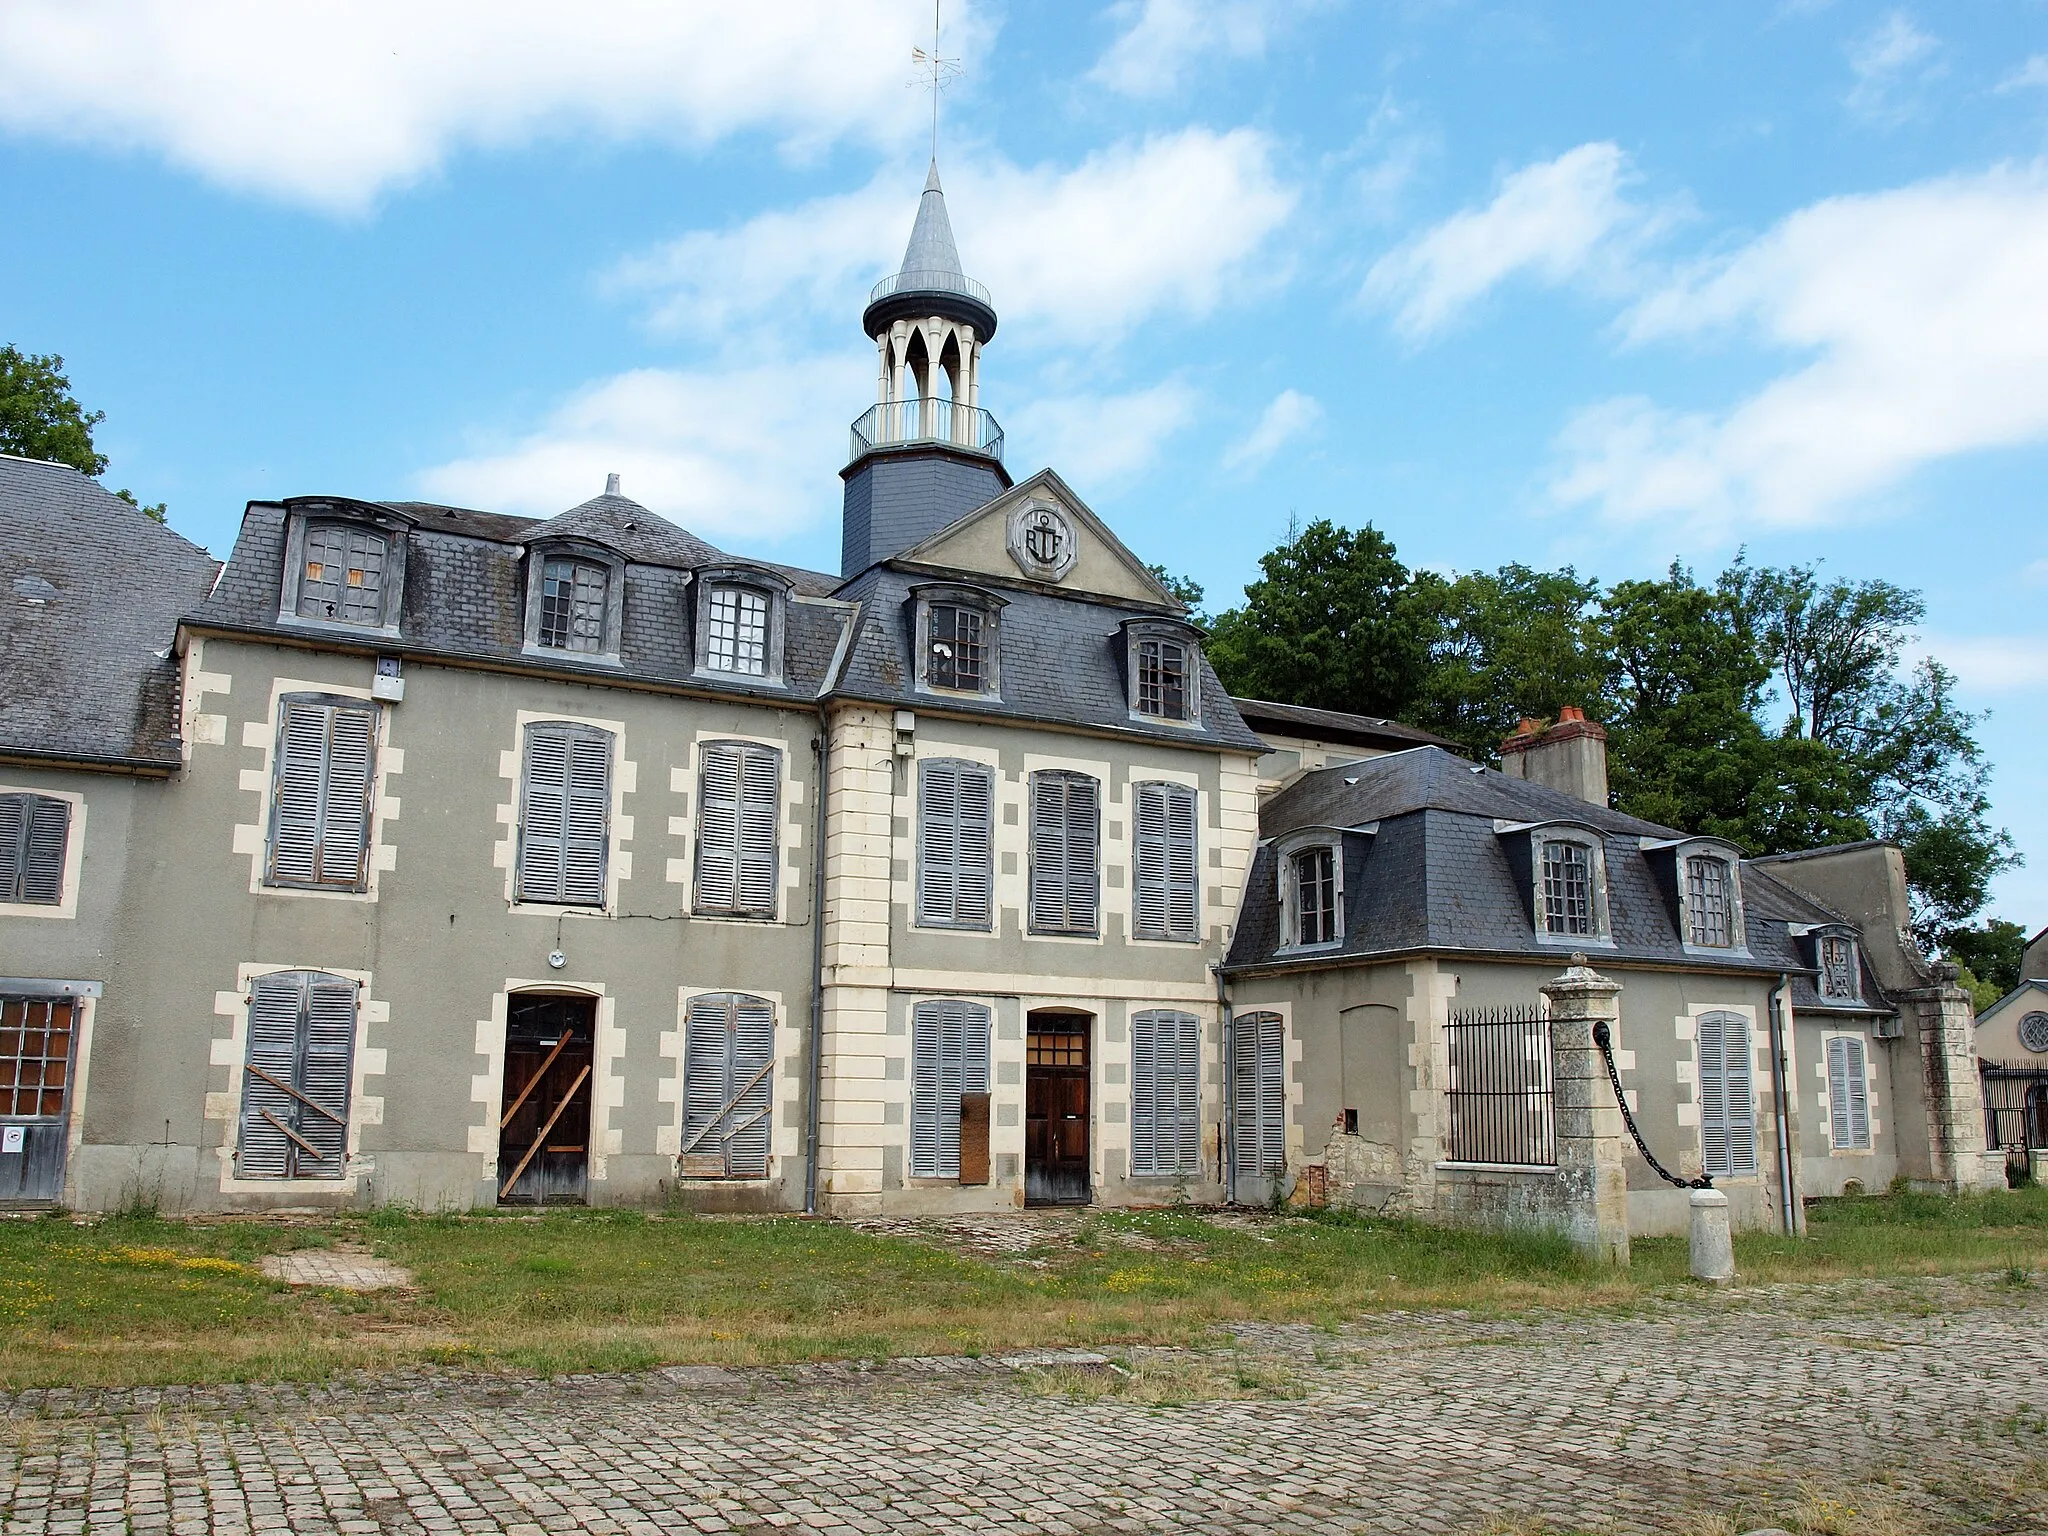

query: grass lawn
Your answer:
[1,1185,2045,1389]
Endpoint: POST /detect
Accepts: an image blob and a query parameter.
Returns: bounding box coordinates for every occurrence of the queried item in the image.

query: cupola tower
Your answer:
[840,162,1012,578]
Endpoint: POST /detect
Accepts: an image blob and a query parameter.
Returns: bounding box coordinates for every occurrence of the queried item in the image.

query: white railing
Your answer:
[868,269,994,309]
[849,400,1004,464]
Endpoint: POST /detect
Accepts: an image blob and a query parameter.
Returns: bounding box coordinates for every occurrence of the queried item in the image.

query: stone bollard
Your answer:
[1689,1188,1735,1284]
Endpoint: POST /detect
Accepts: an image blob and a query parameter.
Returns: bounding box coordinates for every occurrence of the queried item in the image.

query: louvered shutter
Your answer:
[694,744,741,911]
[728,995,776,1176]
[272,699,377,890]
[681,995,732,1176]
[1172,1010,1202,1172]
[519,724,611,905]
[1828,1036,1871,1150]
[1698,1012,1757,1177]
[910,1000,988,1178]
[298,977,357,1174]
[1130,1009,1158,1173]
[1697,1012,1729,1175]
[681,994,776,1178]
[917,761,991,928]
[1,795,71,905]
[1231,1011,1285,1176]
[320,707,375,886]
[736,747,780,916]
[1133,784,1197,942]
[1030,773,1099,934]
[237,974,304,1180]
[270,703,327,884]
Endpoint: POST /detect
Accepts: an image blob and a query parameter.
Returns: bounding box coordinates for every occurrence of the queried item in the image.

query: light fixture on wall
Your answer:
[547,950,567,970]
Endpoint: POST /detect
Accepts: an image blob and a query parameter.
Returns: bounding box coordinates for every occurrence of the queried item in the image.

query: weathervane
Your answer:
[911,0,961,163]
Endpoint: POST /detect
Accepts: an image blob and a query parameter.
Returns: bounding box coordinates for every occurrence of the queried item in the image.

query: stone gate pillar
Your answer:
[1542,956,1631,1266]
[1899,962,2001,1194]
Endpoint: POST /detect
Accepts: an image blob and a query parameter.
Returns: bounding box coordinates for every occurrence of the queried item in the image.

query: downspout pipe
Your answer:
[1768,973,1797,1236]
[1214,961,1235,1205]
[804,703,830,1216]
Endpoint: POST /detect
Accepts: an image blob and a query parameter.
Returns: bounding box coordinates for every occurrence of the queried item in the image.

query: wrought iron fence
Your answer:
[1980,1060,2048,1184]
[1444,1003,1556,1168]
[848,399,1005,465]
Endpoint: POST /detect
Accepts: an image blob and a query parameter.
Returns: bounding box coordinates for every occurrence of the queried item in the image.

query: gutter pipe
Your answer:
[1214,961,1235,1204]
[804,702,829,1216]
[1767,972,1798,1235]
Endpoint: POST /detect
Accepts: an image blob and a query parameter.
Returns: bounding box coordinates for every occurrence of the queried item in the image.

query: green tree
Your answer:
[1144,564,1207,623]
[1409,563,1607,760]
[0,344,166,522]
[0,346,107,476]
[1204,520,1430,717]
[1944,918,2027,1001]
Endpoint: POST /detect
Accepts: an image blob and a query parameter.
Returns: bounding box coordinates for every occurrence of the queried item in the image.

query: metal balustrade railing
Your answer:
[1444,1003,1557,1168]
[848,399,1005,465]
[868,268,995,308]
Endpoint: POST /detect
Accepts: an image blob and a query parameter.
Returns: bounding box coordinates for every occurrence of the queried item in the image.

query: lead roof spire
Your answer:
[899,159,964,280]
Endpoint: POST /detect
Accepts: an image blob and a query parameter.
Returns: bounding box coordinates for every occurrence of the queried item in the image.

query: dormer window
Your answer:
[1294,845,1338,945]
[298,524,388,625]
[1541,839,1594,936]
[693,568,788,686]
[1124,618,1203,726]
[1684,853,1736,948]
[521,541,624,663]
[912,585,1003,699]
[1819,934,1861,1002]
[928,604,986,691]
[538,558,608,653]
[706,585,769,675]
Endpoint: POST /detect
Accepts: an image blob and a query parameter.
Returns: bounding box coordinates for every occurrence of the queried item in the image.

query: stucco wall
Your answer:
[72,635,821,1213]
[1792,1012,1900,1196]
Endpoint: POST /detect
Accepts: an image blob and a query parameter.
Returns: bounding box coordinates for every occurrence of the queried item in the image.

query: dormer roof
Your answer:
[517,485,722,571]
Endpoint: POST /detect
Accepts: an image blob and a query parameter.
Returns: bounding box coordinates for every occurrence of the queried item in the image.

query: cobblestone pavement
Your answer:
[257,1247,413,1292]
[2,1277,2044,1535]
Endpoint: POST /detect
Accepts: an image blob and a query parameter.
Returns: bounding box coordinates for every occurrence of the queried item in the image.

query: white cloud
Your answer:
[1090,0,1317,98]
[2025,558,2048,585]
[1914,635,2048,693]
[1997,54,2048,93]
[1845,11,1942,122]
[1222,390,1323,473]
[1551,165,2048,534]
[415,354,872,545]
[1362,143,1656,340]
[0,0,969,213]
[1006,380,1201,485]
[617,129,1299,349]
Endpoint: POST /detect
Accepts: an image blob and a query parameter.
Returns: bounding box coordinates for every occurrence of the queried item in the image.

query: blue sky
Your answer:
[2,1,2045,923]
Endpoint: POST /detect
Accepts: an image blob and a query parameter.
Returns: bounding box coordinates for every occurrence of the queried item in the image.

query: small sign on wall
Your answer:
[1,1126,24,1154]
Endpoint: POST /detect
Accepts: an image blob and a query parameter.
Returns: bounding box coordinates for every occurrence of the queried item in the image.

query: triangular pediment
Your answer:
[890,469,1181,608]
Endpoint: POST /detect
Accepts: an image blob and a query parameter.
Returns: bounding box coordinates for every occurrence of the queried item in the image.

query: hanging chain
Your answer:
[1593,1020,1712,1191]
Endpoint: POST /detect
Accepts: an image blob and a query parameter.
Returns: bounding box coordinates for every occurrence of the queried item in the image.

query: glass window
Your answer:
[538,559,607,652]
[705,585,770,675]
[1541,840,1595,936]
[1136,638,1190,721]
[1685,854,1734,948]
[1819,936,1859,1001]
[928,604,987,692]
[297,524,388,625]
[1293,845,1337,946]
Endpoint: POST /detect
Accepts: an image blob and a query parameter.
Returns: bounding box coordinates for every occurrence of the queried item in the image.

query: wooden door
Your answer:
[1025,1014,1091,1205]
[498,994,595,1205]
[0,998,77,1205]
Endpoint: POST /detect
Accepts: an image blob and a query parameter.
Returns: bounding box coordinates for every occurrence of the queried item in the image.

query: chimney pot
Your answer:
[1499,706,1609,807]
[605,472,621,496]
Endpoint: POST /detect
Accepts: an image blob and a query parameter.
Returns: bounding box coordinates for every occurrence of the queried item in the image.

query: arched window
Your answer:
[538,558,608,652]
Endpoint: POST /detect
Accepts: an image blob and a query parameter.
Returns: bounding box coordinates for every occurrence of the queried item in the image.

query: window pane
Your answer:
[1137,639,1189,721]
[707,586,770,675]
[1294,846,1336,945]
[539,559,607,652]
[929,605,985,692]
[1685,856,1732,947]
[1820,937,1857,1000]
[1541,841,1593,935]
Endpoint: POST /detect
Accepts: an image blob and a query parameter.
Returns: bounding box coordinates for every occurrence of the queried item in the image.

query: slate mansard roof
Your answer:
[0,456,221,769]
[188,493,852,706]
[1224,747,1894,1005]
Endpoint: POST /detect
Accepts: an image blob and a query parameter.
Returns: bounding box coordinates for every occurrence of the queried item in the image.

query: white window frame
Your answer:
[1533,829,1611,946]
[1274,832,1343,952]
[911,584,1004,700]
[692,568,788,686]
[1124,619,1204,727]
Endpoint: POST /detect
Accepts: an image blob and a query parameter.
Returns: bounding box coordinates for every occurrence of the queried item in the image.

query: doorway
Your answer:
[1025,1010,1092,1206]
[498,993,595,1205]
[0,996,79,1205]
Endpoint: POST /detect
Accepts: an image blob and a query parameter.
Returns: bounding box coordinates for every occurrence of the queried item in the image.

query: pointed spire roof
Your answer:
[863,160,997,341]
[899,160,964,279]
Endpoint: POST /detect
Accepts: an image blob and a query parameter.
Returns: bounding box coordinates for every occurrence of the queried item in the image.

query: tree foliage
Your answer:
[0,344,165,522]
[1203,523,2020,934]
[1944,918,2027,1002]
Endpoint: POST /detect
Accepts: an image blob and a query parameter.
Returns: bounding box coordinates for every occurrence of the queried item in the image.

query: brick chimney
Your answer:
[1500,707,1609,807]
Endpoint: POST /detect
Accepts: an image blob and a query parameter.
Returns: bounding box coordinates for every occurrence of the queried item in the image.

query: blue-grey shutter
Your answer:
[910,999,988,1177]
[1130,1009,1158,1173]
[271,698,376,889]
[736,746,780,916]
[1828,1035,1870,1150]
[694,743,741,912]
[237,974,301,1180]
[1231,1012,1285,1176]
[320,707,375,886]
[299,976,357,1174]
[918,761,992,928]
[681,993,776,1178]
[519,724,611,905]
[1031,772,1099,934]
[1172,1010,1201,1172]
[270,703,327,884]
[0,794,71,905]
[1134,784,1197,942]
[1698,1011,1756,1177]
